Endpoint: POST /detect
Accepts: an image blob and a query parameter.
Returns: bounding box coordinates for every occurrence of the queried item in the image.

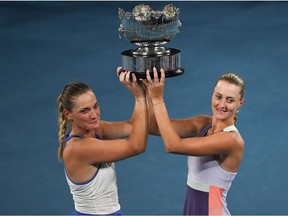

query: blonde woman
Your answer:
[143,68,245,216]
[57,68,148,215]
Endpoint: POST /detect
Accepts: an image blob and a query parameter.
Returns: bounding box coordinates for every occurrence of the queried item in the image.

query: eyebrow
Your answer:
[215,92,235,99]
[79,107,90,112]
[80,101,99,109]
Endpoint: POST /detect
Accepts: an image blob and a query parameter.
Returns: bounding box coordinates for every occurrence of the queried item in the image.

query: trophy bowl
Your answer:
[118,4,184,79]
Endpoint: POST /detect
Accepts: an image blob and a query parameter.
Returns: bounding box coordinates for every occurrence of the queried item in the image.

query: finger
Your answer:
[119,71,127,82]
[146,69,153,83]
[131,73,137,83]
[125,71,131,82]
[160,68,166,84]
[153,67,159,83]
[140,77,150,90]
[117,67,123,76]
[139,79,146,88]
[140,78,148,86]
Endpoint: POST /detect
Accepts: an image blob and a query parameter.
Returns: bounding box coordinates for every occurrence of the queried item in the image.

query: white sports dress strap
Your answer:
[223,125,238,132]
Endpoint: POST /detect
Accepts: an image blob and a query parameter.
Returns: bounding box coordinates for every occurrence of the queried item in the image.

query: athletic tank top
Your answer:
[184,124,238,216]
[65,134,121,215]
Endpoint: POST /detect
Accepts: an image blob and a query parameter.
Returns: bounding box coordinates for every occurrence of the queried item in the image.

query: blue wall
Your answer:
[1,1,287,215]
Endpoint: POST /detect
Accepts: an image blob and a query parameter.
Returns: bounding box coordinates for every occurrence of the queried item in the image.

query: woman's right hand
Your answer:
[141,67,165,105]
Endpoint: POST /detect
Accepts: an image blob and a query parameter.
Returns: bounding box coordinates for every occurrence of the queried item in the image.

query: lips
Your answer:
[216,108,227,114]
[89,119,99,124]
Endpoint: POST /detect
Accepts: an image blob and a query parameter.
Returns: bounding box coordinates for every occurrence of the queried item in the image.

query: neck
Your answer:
[71,127,95,138]
[210,117,234,134]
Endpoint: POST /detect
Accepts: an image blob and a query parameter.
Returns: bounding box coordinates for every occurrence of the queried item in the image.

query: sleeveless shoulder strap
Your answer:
[223,125,238,132]
[65,134,85,142]
[65,134,101,142]
[199,124,238,138]
[199,123,212,137]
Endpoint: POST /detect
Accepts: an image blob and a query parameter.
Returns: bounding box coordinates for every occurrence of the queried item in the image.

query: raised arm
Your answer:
[99,67,147,140]
[144,68,211,138]
[64,69,148,165]
[142,68,240,156]
[115,68,149,155]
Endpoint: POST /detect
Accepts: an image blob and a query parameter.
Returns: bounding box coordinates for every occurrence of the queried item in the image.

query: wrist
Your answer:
[152,100,164,106]
[135,97,146,102]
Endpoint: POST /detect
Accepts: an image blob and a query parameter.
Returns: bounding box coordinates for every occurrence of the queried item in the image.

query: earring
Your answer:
[236,109,239,115]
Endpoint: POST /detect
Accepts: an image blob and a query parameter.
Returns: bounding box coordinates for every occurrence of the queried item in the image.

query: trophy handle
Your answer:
[177,20,182,33]
[118,24,125,39]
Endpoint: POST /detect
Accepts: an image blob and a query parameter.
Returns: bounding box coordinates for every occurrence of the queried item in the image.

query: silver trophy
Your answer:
[118,4,184,78]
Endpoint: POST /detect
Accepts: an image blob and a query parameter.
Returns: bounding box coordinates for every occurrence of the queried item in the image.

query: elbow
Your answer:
[132,147,146,156]
[131,141,147,155]
[164,139,181,154]
[127,132,147,156]
[165,148,176,154]
[164,144,177,154]
[138,146,146,154]
[138,140,147,154]
[149,126,161,136]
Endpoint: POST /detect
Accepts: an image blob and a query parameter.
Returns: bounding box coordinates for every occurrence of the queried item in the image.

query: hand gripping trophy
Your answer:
[118,3,184,78]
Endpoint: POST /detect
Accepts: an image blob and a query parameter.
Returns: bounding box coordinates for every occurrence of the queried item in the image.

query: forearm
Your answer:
[129,94,146,122]
[128,98,148,153]
[147,94,161,136]
[152,101,181,152]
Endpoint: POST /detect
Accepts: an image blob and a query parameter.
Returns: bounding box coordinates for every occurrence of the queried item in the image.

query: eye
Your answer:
[226,98,235,103]
[215,95,222,100]
[80,108,90,113]
[94,102,99,109]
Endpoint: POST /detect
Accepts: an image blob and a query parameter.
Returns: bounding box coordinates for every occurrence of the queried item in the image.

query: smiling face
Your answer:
[65,91,101,134]
[211,80,244,124]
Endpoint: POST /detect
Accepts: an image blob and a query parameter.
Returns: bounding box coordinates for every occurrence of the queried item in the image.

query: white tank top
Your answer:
[65,163,121,215]
[187,125,238,215]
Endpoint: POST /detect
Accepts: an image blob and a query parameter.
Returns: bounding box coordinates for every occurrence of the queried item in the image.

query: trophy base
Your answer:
[121,48,184,79]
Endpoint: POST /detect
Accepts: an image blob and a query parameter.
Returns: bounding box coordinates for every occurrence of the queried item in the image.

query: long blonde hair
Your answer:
[57,82,92,161]
[215,73,245,123]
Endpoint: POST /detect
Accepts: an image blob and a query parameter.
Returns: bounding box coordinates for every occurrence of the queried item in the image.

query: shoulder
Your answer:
[226,125,245,148]
[63,137,99,162]
[215,129,244,152]
[232,130,245,150]
[63,137,82,161]
[216,130,244,170]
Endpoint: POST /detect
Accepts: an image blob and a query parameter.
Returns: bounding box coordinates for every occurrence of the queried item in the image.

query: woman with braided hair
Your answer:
[142,68,245,216]
[57,67,148,215]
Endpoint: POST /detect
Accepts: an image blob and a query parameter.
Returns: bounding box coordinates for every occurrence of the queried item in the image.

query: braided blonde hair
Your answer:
[215,73,245,123]
[57,82,92,161]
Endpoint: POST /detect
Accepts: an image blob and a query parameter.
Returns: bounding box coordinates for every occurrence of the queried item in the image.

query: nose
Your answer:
[219,99,226,108]
[90,109,98,118]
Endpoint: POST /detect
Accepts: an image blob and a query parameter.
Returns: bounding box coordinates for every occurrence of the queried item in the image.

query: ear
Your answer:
[63,109,72,121]
[239,98,245,108]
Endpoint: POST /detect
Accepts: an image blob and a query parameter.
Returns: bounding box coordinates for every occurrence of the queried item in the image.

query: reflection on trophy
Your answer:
[118,4,184,78]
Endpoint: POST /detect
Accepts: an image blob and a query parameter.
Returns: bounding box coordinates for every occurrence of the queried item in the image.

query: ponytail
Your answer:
[56,82,92,161]
[57,94,70,161]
